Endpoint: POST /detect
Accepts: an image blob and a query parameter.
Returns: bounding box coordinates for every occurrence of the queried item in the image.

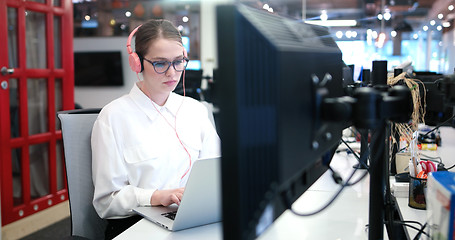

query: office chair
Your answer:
[200,101,216,128]
[58,108,107,240]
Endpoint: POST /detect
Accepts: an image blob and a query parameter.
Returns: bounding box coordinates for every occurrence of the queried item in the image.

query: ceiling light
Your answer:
[449,5,454,11]
[336,31,343,39]
[430,20,436,26]
[320,10,328,21]
[305,20,357,27]
[268,7,273,13]
[372,30,378,39]
[391,30,397,37]
[413,33,418,39]
[263,4,270,10]
[437,25,443,31]
[377,14,383,20]
[383,12,392,21]
[125,11,131,18]
[438,13,444,19]
[182,16,189,22]
[443,21,451,27]
[423,25,429,31]
[84,15,90,21]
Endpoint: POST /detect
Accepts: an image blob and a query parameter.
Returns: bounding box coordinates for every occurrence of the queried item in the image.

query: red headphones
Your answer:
[127,24,188,74]
[126,25,143,73]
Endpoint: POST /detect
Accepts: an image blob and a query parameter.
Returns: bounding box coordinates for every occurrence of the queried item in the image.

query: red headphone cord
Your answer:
[138,71,192,180]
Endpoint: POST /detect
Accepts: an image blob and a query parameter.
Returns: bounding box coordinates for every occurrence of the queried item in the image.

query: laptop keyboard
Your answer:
[161,211,177,220]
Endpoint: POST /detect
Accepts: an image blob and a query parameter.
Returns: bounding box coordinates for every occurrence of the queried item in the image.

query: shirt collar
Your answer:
[129,83,183,121]
[164,92,184,116]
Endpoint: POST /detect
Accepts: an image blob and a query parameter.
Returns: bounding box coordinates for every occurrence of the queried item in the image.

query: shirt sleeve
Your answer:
[91,118,155,219]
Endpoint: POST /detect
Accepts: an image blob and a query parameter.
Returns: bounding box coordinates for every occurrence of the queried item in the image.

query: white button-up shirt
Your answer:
[91,83,221,219]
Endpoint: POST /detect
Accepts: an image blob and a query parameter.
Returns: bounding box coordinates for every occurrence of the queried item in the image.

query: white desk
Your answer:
[115,127,455,240]
[393,126,455,239]
[115,151,373,239]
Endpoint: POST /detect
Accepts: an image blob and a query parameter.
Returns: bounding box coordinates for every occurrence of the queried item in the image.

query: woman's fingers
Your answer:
[171,194,181,205]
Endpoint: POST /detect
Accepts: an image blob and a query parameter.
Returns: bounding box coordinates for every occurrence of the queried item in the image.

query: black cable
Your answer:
[350,127,370,170]
[398,146,407,152]
[422,113,455,138]
[341,138,370,170]
[328,166,343,185]
[413,222,428,240]
[395,223,429,238]
[284,153,369,217]
[283,171,351,217]
[344,167,369,186]
[393,220,424,230]
[446,163,455,170]
[376,220,429,239]
[341,138,361,160]
[337,137,370,186]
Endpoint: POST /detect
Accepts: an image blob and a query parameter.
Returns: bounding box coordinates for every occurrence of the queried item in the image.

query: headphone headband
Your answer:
[127,25,143,73]
[127,24,142,54]
[126,23,187,73]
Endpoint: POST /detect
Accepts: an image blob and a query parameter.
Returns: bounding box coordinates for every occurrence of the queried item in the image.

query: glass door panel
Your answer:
[10,78,20,138]
[27,78,48,135]
[54,16,62,69]
[12,147,23,206]
[7,8,18,68]
[56,140,64,190]
[26,11,47,69]
[55,78,62,130]
[28,0,46,3]
[29,142,50,200]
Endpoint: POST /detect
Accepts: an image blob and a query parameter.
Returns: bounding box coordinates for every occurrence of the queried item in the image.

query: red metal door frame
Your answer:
[0,0,74,225]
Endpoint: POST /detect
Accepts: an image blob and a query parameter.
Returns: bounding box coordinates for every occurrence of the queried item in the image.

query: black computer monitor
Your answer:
[216,4,345,240]
[74,51,124,86]
[174,69,203,100]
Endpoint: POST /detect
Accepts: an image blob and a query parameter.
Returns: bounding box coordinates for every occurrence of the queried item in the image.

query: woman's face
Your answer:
[142,37,184,97]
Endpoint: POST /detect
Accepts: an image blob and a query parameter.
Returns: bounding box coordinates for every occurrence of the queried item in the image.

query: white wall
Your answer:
[442,28,455,74]
[73,37,136,108]
[200,0,233,89]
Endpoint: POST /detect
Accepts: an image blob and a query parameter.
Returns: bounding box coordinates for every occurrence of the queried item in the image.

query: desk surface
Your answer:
[114,126,455,240]
[115,152,371,240]
[394,126,455,239]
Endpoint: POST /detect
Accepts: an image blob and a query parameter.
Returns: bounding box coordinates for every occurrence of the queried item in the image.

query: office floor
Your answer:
[19,217,71,240]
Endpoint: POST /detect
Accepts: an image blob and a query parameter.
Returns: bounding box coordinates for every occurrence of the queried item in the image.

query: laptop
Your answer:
[133,157,222,231]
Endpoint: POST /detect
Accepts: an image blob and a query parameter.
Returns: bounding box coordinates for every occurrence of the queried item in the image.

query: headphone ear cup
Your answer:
[129,52,142,73]
[138,53,144,73]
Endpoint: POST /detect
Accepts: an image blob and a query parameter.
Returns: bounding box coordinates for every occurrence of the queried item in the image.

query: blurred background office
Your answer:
[0,0,453,239]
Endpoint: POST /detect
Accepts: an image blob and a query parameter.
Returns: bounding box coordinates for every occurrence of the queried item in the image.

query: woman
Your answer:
[91,19,220,239]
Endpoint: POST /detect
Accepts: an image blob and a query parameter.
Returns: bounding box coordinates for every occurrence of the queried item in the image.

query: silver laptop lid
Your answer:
[172,157,222,230]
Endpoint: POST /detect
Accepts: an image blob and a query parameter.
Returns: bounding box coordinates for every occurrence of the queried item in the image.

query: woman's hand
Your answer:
[151,188,185,206]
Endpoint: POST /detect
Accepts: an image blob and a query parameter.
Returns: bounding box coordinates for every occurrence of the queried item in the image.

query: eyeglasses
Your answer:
[143,57,189,74]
